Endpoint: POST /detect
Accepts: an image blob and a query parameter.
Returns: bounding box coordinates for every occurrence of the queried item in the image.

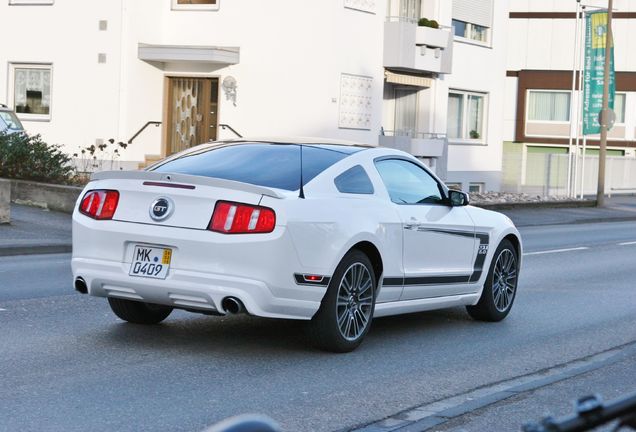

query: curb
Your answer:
[0,244,72,257]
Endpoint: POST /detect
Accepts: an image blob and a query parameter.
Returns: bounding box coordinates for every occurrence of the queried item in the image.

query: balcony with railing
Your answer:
[383,16,453,74]
[379,129,447,158]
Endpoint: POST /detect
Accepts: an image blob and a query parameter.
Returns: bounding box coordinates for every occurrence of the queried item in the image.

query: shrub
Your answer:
[0,132,75,184]
[418,18,439,29]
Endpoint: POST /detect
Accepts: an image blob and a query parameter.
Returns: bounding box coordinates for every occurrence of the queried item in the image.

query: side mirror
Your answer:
[448,190,469,207]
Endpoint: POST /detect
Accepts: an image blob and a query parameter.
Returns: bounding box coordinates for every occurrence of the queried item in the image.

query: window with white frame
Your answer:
[9,0,54,4]
[447,90,486,141]
[10,64,52,121]
[452,20,489,43]
[469,182,484,193]
[452,0,492,44]
[614,93,626,123]
[171,0,219,11]
[527,91,571,122]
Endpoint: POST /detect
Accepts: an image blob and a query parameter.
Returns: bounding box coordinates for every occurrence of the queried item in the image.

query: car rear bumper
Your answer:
[72,257,321,319]
[72,216,328,320]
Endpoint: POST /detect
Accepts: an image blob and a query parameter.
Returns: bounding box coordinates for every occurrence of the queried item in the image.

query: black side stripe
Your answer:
[383,231,491,286]
[469,233,490,282]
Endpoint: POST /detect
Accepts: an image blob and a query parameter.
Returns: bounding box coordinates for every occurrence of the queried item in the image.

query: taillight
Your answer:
[79,190,119,220]
[209,201,276,234]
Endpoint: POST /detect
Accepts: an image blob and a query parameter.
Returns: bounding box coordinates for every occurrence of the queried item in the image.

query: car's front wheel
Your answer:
[466,239,519,322]
[307,250,376,353]
[108,298,173,324]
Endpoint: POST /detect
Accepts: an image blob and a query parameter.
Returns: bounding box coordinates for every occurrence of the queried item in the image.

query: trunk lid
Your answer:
[88,171,288,230]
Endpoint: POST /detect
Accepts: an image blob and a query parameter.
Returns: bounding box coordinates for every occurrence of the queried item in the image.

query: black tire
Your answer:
[466,239,519,322]
[108,298,173,324]
[307,250,376,353]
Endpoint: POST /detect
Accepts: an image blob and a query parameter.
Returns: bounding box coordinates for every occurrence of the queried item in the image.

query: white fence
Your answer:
[502,151,636,197]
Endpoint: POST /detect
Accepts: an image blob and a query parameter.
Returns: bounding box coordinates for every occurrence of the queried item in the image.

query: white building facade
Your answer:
[504,0,636,195]
[380,0,508,192]
[1,0,508,192]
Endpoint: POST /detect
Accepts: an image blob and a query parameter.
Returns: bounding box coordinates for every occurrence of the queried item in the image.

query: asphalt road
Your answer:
[1,221,636,432]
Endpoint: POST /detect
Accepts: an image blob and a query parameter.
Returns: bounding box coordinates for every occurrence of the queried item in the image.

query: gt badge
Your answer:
[149,197,174,221]
[478,244,489,255]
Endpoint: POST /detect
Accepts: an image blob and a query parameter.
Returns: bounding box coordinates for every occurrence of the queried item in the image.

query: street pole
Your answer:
[597,0,613,207]
[567,0,581,198]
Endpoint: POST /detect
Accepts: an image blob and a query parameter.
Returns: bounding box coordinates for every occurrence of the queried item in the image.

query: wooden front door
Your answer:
[165,77,219,155]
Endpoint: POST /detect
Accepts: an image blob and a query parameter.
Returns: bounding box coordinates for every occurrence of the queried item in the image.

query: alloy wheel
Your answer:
[335,263,374,341]
[492,249,517,312]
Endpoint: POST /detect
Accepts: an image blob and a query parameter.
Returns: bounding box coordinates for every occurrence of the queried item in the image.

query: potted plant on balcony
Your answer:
[418,18,439,29]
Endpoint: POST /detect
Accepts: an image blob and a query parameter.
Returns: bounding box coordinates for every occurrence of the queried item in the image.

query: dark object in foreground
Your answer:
[202,414,280,432]
[523,392,636,431]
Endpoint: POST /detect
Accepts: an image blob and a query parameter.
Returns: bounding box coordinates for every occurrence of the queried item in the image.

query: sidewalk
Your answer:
[1,196,636,257]
[0,204,72,256]
[499,195,636,227]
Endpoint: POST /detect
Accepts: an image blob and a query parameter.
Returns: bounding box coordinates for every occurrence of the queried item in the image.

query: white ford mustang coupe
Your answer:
[72,139,522,352]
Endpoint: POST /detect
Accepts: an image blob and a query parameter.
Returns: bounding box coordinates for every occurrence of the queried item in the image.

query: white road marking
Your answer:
[524,246,589,256]
[0,308,6,311]
[618,241,636,246]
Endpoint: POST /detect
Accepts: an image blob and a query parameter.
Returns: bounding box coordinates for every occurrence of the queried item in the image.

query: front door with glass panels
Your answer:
[166,77,219,155]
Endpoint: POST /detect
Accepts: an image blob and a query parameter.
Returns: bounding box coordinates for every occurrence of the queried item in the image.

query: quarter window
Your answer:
[10,64,52,121]
[334,165,374,194]
[447,90,486,141]
[375,159,444,205]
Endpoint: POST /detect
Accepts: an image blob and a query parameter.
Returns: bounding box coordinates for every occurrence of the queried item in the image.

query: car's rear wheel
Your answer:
[466,239,519,322]
[307,250,376,353]
[108,298,173,324]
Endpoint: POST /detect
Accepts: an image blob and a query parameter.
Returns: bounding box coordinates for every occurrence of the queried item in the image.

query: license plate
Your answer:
[129,245,172,279]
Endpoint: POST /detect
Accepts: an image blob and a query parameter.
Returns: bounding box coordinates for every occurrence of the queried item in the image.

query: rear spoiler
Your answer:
[90,171,288,199]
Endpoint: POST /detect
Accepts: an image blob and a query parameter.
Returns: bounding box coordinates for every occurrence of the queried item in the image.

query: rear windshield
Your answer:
[152,143,360,191]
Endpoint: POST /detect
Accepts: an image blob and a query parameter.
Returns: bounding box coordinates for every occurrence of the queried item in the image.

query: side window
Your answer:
[375,159,444,205]
[334,165,374,194]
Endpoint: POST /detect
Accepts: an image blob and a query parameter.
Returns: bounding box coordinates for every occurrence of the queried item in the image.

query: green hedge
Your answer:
[0,132,75,184]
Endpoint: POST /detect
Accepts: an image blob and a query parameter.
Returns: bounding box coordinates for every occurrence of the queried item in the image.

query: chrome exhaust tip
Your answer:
[221,296,244,315]
[74,277,88,294]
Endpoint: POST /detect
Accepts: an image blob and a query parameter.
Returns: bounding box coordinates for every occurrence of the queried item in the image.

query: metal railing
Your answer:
[219,124,243,138]
[381,129,447,139]
[127,121,161,144]
[385,15,452,30]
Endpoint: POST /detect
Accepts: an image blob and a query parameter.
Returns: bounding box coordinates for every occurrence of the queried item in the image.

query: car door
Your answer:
[374,158,477,300]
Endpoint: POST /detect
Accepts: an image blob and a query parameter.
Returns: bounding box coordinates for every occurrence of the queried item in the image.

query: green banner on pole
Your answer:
[583,11,615,135]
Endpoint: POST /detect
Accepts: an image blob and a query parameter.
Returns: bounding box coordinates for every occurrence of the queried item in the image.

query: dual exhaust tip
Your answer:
[75,277,88,294]
[75,277,244,316]
[221,296,245,315]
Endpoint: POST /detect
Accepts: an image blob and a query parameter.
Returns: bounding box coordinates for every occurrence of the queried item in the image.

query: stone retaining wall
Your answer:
[10,179,83,213]
[0,178,10,223]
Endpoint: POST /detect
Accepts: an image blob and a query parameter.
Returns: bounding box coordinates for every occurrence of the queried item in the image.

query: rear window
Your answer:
[152,143,355,191]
